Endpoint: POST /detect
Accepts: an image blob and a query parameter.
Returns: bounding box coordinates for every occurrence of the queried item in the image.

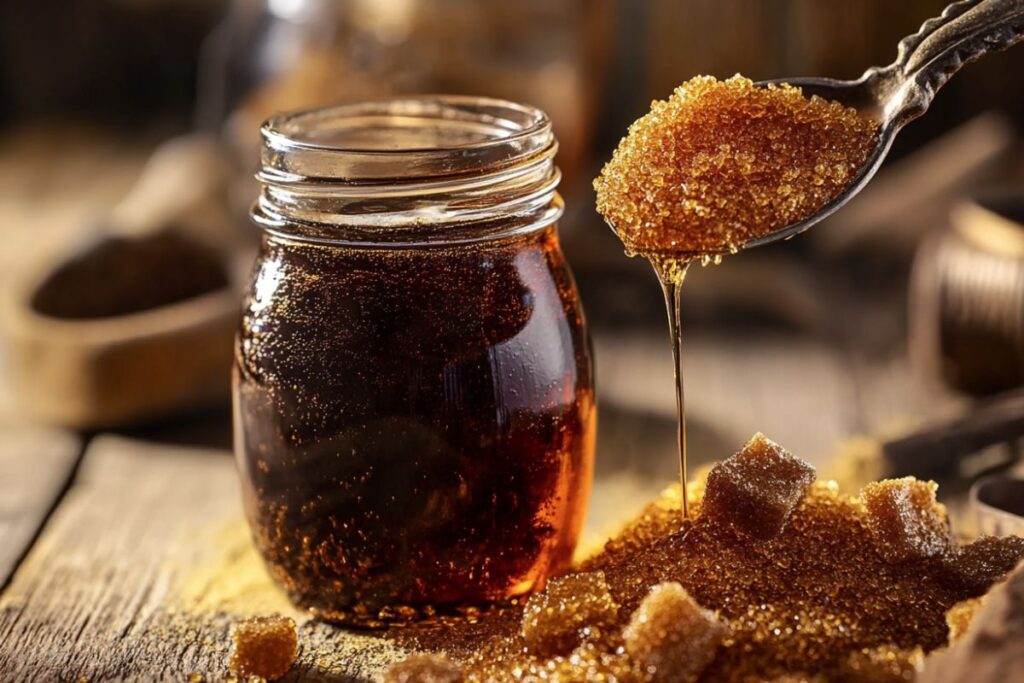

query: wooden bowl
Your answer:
[0,236,239,429]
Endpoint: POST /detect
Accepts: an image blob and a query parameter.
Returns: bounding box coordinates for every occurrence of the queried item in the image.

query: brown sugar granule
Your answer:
[945,597,983,642]
[228,615,298,681]
[520,570,619,655]
[839,646,923,683]
[383,653,464,683]
[623,582,727,683]
[941,535,1024,593]
[861,478,953,564]
[594,75,878,257]
[386,436,1024,682]
[702,433,816,539]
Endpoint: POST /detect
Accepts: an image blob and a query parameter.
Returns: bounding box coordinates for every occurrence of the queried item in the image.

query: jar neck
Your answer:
[252,96,564,247]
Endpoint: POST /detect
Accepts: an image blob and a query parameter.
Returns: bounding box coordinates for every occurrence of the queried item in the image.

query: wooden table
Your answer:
[0,432,403,682]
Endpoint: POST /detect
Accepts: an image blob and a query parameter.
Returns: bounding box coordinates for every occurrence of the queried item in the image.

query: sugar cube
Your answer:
[861,478,951,564]
[228,615,298,681]
[701,433,816,539]
[622,582,726,683]
[521,571,619,655]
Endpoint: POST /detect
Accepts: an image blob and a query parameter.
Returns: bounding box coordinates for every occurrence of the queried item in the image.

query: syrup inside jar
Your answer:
[234,97,596,625]
[594,75,879,513]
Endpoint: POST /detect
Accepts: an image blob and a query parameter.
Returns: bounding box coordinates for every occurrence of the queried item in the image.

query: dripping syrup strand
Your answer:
[655,259,691,521]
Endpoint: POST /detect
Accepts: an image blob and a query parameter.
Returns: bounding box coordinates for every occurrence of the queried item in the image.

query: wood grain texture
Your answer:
[0,425,81,587]
[0,436,404,683]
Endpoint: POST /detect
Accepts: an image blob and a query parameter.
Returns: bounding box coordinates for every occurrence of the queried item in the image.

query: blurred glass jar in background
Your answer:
[233,97,596,624]
[199,0,610,199]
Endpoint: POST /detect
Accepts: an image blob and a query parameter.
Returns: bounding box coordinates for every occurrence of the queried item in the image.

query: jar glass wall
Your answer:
[233,96,596,625]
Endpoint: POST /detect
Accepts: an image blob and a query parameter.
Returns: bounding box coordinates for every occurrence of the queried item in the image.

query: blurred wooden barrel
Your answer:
[911,195,1024,395]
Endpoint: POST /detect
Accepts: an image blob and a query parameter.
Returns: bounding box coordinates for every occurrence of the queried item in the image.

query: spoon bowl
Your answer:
[741,75,895,252]
[740,0,1024,254]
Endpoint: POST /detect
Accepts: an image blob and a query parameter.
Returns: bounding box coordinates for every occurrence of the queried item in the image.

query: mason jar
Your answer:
[233,96,596,625]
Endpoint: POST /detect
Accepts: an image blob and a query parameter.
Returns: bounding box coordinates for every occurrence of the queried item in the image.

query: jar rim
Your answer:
[259,95,556,184]
[253,95,564,245]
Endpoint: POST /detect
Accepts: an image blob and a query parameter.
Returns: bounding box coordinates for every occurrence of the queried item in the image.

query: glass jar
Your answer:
[233,96,596,625]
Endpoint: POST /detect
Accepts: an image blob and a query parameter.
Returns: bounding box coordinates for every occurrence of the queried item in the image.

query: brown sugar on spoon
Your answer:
[594,75,878,258]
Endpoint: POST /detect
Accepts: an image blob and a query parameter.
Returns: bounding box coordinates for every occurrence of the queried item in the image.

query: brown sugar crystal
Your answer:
[839,646,923,683]
[520,570,619,655]
[388,435,1024,682]
[941,535,1024,593]
[701,432,816,539]
[383,653,464,683]
[945,598,983,642]
[861,478,953,564]
[622,582,727,683]
[594,75,878,258]
[228,615,298,681]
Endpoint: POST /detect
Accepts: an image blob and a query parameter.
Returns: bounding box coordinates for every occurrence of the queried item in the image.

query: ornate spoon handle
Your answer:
[876,0,1024,126]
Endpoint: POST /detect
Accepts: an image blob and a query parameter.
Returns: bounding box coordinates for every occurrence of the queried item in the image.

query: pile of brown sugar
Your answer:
[385,434,1024,683]
[593,75,879,258]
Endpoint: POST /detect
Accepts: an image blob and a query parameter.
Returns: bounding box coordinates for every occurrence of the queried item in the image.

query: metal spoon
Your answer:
[744,0,1024,252]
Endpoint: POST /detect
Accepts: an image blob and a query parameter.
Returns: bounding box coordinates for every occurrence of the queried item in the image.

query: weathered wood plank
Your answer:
[0,436,404,683]
[0,425,81,586]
